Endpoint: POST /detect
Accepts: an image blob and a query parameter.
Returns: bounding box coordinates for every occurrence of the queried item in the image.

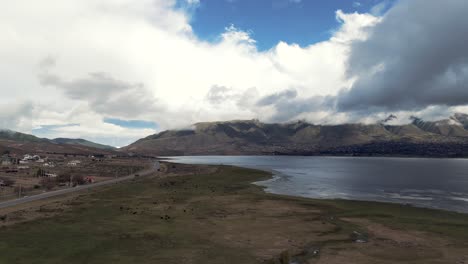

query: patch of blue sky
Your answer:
[103,118,158,129]
[32,124,80,137]
[177,0,395,51]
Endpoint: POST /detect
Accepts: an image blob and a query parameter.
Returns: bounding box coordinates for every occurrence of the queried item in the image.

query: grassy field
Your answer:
[0,164,467,264]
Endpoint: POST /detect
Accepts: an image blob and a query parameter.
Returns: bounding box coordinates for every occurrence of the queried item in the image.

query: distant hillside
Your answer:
[410,115,468,137]
[0,130,116,155]
[124,113,468,157]
[0,130,46,143]
[453,113,468,129]
[52,138,115,150]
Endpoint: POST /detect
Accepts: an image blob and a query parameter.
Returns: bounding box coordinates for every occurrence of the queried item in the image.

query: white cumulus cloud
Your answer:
[2,0,460,146]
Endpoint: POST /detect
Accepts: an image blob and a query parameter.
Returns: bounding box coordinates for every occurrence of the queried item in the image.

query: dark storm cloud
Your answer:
[257,89,329,122]
[256,89,298,106]
[337,0,468,112]
[267,96,328,122]
[39,72,160,118]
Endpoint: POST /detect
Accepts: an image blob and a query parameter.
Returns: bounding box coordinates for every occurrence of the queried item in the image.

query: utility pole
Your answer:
[18,184,21,198]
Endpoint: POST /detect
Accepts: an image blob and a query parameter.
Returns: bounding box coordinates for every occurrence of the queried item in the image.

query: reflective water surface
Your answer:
[163,156,468,213]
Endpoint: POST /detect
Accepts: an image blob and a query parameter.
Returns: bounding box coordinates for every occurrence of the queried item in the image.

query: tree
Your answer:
[36,168,46,177]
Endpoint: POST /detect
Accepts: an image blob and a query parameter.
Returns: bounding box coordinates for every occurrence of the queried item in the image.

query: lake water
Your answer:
[163,156,468,214]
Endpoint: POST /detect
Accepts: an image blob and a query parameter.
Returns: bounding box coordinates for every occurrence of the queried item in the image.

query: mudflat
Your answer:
[0,163,467,263]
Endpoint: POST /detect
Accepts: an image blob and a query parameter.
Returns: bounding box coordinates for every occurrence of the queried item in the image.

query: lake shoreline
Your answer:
[255,170,468,215]
[159,153,468,160]
[163,156,468,214]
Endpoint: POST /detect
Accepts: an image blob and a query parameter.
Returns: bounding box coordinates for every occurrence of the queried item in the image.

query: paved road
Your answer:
[0,161,160,210]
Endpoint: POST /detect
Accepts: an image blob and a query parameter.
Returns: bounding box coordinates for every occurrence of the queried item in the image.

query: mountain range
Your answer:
[0,130,115,155]
[124,113,468,157]
[3,113,468,158]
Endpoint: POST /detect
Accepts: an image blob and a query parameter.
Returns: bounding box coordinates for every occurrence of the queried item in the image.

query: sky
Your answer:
[186,0,392,50]
[1,0,468,147]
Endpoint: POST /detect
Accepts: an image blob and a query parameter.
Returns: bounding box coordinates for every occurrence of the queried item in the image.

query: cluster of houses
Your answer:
[18,154,56,169]
[1,153,83,168]
[21,154,46,164]
[0,153,84,177]
[2,154,44,167]
[0,152,99,190]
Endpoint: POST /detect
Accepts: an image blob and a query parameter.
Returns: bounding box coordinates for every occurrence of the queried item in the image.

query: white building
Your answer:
[67,160,81,166]
[1,160,12,166]
[23,154,33,160]
[23,154,41,161]
[43,162,55,168]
